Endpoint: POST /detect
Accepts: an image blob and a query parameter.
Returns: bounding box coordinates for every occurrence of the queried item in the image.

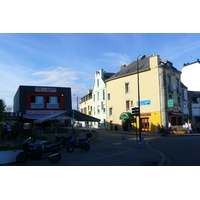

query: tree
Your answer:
[0,99,6,122]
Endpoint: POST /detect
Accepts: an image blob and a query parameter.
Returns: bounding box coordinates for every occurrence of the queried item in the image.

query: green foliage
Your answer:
[0,141,21,151]
[0,99,6,121]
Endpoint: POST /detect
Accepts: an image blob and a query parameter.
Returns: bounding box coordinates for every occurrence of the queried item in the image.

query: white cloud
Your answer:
[30,66,93,86]
[0,64,94,109]
[103,52,130,67]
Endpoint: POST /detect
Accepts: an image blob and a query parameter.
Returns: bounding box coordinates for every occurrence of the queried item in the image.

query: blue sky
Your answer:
[1,33,200,109]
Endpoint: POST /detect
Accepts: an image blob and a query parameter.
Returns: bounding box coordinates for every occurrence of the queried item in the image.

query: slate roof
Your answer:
[103,72,115,81]
[106,56,150,81]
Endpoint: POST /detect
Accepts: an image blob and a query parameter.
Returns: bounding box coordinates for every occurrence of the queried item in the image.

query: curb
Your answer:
[146,140,171,166]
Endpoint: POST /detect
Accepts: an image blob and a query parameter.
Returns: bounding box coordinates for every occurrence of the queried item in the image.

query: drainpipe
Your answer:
[158,65,168,126]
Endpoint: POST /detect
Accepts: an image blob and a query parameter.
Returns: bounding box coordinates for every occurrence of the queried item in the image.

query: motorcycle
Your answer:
[16,138,62,164]
[66,131,92,153]
[54,135,73,146]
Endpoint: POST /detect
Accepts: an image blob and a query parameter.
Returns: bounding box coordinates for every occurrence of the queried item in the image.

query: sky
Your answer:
[1,33,200,109]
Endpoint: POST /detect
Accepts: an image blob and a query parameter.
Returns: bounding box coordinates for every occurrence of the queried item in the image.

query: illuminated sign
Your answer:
[35,87,56,92]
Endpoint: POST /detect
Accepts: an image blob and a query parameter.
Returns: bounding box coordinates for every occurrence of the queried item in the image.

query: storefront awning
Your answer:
[119,112,132,120]
[33,109,100,123]
[169,111,184,116]
[33,111,73,123]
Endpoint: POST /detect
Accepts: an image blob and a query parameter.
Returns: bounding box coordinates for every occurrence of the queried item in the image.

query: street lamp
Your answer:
[137,54,146,142]
[73,94,79,111]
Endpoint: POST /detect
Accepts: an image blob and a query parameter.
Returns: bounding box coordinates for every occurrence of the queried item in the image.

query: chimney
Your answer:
[120,64,126,70]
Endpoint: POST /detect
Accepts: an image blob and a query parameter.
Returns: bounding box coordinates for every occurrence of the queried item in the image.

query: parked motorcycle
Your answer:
[54,135,73,145]
[16,138,62,164]
[66,132,92,153]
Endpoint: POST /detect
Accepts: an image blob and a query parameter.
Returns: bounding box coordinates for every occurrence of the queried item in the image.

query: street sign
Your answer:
[168,99,173,107]
[132,107,139,116]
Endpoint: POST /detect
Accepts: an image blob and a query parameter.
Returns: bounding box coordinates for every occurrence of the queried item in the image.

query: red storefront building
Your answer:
[13,85,72,132]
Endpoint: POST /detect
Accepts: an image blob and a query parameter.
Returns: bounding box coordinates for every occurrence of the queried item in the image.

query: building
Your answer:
[92,69,115,129]
[79,69,115,129]
[188,91,200,124]
[13,85,72,132]
[181,59,200,91]
[181,82,189,122]
[80,90,93,127]
[106,54,183,132]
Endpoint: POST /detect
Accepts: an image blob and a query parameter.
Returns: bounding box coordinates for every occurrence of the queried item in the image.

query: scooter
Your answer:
[66,131,92,153]
[54,135,73,145]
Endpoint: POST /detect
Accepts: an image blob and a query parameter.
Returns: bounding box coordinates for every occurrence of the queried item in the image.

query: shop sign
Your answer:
[168,99,173,107]
[140,113,151,116]
[26,110,62,114]
[35,87,56,92]
[3,112,22,117]
[136,100,151,106]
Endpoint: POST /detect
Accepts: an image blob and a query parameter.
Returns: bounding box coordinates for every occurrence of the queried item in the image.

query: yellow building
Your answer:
[106,54,183,132]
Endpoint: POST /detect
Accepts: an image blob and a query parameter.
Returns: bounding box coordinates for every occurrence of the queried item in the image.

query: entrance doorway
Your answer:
[141,118,149,131]
[110,121,113,130]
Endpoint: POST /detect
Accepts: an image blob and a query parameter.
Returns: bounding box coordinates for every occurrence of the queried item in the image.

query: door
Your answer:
[141,118,149,131]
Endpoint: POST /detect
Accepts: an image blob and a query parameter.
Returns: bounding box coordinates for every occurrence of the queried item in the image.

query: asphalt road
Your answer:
[3,131,200,166]
[148,135,200,166]
[6,131,162,166]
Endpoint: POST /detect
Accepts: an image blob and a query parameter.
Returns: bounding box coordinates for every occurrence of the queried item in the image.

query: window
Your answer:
[97,79,99,87]
[109,107,113,116]
[176,78,179,88]
[47,96,59,108]
[31,96,44,108]
[125,82,129,93]
[168,76,171,84]
[103,90,105,100]
[126,100,130,111]
[93,94,95,101]
[108,93,110,100]
[23,123,31,129]
[97,105,100,114]
[97,92,99,100]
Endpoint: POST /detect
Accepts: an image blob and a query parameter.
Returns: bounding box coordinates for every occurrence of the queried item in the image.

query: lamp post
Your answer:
[73,94,79,111]
[137,54,146,142]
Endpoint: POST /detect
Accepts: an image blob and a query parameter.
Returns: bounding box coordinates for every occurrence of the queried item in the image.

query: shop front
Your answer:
[168,111,184,125]
[119,112,133,131]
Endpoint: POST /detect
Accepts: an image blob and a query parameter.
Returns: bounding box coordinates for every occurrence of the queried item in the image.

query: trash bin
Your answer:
[141,136,144,141]
[138,142,144,148]
[122,135,126,140]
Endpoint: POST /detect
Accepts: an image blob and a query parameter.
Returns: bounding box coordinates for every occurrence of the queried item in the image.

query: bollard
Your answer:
[122,135,126,140]
[138,142,144,148]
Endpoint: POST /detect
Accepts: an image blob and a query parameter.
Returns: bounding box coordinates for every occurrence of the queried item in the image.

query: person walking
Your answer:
[188,122,193,134]
[168,121,172,134]
[156,123,160,133]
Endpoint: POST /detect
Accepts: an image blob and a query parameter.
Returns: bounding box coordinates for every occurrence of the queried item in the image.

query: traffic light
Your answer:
[132,107,139,116]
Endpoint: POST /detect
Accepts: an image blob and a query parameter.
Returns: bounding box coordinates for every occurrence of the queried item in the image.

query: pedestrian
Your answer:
[5,123,11,139]
[188,122,193,134]
[168,121,172,134]
[184,121,189,133]
[160,125,166,136]
[156,123,160,133]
